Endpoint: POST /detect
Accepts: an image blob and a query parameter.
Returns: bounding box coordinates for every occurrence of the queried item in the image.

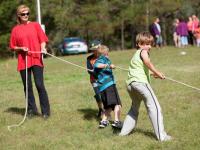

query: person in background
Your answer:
[177,18,189,48]
[173,18,180,47]
[194,24,200,47]
[86,40,104,118]
[119,32,172,142]
[192,14,200,46]
[187,16,194,45]
[9,4,50,119]
[94,45,122,129]
[150,17,163,48]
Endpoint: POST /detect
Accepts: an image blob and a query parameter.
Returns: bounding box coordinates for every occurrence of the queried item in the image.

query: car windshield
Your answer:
[64,38,84,42]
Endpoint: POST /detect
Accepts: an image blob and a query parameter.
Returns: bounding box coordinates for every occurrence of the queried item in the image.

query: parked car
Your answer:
[59,37,88,55]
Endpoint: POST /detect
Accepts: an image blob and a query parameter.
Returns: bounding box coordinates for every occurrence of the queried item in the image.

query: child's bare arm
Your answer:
[97,63,108,68]
[141,50,165,79]
[96,63,115,69]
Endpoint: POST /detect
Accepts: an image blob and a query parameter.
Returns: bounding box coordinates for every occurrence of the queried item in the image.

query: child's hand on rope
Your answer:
[110,64,115,69]
[153,72,165,79]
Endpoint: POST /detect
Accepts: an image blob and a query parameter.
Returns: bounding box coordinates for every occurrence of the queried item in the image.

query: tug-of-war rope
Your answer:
[7,51,200,131]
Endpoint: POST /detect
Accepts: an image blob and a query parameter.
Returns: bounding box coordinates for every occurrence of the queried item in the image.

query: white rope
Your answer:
[7,51,200,130]
[7,51,93,131]
[45,52,93,72]
[115,66,129,71]
[115,66,200,92]
[27,51,93,72]
[33,51,200,92]
[7,54,28,131]
[165,77,200,92]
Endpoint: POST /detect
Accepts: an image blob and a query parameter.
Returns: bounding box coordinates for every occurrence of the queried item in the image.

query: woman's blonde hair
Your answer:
[16,4,30,24]
[136,32,154,48]
[97,45,109,56]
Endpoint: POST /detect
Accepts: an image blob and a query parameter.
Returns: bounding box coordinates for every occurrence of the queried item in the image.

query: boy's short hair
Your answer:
[97,45,109,56]
[136,32,154,48]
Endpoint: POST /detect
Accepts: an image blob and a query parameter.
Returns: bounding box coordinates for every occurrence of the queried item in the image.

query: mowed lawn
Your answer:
[0,46,200,150]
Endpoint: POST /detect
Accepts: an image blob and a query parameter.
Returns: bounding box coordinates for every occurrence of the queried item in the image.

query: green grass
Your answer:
[0,46,200,150]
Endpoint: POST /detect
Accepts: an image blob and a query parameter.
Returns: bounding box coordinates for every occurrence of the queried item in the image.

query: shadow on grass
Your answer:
[5,107,25,116]
[133,128,156,139]
[112,127,156,139]
[112,127,121,134]
[77,108,99,121]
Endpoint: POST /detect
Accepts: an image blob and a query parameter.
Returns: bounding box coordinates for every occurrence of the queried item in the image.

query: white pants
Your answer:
[197,39,200,47]
[120,82,168,141]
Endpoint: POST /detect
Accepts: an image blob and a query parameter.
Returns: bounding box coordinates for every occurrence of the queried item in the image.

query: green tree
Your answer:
[0,0,200,57]
[0,0,35,57]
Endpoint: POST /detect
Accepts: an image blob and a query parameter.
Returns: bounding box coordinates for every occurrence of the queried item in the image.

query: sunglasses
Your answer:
[20,12,30,16]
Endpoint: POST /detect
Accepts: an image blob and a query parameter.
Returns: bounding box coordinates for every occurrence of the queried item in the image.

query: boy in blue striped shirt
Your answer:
[94,45,122,128]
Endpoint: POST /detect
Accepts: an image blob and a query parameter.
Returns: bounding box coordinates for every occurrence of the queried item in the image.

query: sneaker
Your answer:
[99,120,109,128]
[161,135,172,142]
[112,121,123,129]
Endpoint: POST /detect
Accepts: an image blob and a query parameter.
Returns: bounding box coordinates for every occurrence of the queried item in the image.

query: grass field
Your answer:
[0,46,200,150]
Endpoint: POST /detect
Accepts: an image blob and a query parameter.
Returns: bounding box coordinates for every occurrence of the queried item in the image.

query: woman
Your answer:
[187,16,194,45]
[9,5,50,119]
[173,18,180,47]
[177,18,189,48]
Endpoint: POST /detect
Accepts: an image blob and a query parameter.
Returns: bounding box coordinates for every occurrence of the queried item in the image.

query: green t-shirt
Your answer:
[126,49,150,85]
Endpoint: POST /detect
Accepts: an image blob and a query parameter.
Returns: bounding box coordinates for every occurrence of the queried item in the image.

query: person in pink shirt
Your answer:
[192,15,199,45]
[192,15,199,32]
[9,4,50,119]
[194,24,200,47]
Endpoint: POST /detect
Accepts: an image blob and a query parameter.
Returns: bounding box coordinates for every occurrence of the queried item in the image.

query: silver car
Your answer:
[60,37,88,55]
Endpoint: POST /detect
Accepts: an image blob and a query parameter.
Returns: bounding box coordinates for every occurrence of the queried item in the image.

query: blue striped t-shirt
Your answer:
[94,55,115,92]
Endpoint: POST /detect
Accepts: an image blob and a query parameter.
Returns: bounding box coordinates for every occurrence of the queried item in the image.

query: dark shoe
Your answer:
[27,110,39,119]
[42,114,50,120]
[112,121,122,129]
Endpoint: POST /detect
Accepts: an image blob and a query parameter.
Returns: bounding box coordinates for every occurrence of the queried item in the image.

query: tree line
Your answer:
[0,0,200,57]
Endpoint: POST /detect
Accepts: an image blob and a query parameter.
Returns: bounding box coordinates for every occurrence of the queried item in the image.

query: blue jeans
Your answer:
[180,36,188,46]
[156,35,163,45]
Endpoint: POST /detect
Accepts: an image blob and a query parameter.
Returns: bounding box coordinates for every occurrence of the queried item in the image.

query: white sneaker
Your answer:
[99,120,109,128]
[162,135,172,142]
